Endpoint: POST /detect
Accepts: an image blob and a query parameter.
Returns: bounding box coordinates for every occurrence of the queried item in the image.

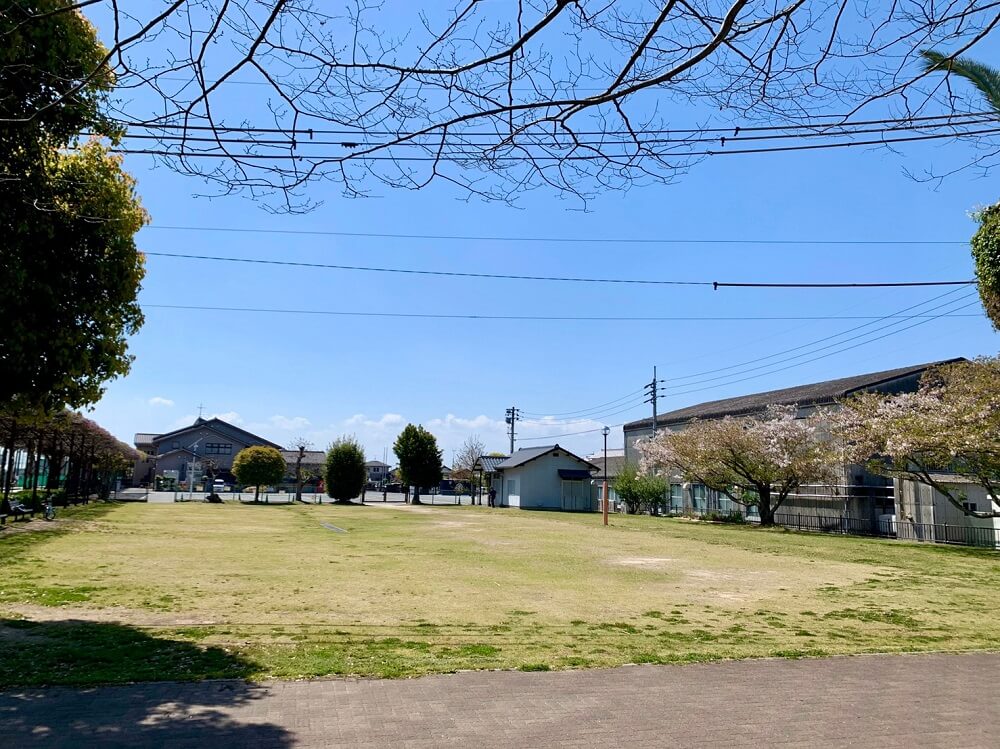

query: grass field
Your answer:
[1,501,999,685]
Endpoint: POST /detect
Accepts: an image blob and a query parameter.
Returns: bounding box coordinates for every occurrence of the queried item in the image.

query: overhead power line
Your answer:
[141,225,967,246]
[520,387,647,418]
[103,124,1000,160]
[143,251,974,288]
[115,109,995,137]
[518,287,977,427]
[662,296,980,399]
[107,114,999,148]
[517,296,978,443]
[140,304,982,323]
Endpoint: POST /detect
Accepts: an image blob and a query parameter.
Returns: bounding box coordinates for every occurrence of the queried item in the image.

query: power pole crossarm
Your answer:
[644,367,666,437]
[505,406,519,454]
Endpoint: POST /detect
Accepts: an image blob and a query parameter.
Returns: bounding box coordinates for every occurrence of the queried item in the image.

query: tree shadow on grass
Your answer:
[0,619,293,747]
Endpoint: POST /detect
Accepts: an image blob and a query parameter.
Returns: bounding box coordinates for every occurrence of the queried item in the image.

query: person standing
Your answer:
[488,486,497,508]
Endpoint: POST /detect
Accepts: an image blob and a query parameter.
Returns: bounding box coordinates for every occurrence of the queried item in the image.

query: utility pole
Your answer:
[505,406,520,454]
[644,367,666,436]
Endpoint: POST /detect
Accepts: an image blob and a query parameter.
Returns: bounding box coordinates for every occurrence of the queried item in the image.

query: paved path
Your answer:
[1,653,996,748]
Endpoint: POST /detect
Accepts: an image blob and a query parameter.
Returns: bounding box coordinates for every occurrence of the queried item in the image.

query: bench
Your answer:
[9,502,35,521]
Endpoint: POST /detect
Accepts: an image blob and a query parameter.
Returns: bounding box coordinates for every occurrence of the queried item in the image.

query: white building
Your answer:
[365,460,390,484]
[493,445,598,511]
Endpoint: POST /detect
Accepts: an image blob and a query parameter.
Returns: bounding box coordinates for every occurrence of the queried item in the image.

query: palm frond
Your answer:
[920,49,1000,113]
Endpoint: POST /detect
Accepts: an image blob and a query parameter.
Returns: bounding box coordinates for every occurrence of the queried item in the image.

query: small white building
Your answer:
[493,445,598,511]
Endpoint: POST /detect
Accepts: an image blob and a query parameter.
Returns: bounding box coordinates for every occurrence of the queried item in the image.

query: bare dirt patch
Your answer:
[615,557,675,568]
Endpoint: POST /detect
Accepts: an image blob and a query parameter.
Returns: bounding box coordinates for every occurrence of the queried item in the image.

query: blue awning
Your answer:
[558,469,593,480]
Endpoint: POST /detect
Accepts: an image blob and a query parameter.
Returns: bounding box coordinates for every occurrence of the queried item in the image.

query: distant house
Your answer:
[365,460,390,484]
[493,445,598,511]
[281,449,326,489]
[622,359,966,525]
[133,417,283,487]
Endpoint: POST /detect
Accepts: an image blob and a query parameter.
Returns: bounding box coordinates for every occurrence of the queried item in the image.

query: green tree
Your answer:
[920,50,1000,329]
[612,463,668,515]
[393,425,443,504]
[324,436,367,504]
[2,3,146,412]
[232,446,286,503]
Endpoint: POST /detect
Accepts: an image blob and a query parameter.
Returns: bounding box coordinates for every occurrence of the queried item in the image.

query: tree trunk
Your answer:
[412,486,421,504]
[758,485,775,527]
[254,485,260,503]
[46,451,63,491]
[294,451,304,502]
[2,418,18,503]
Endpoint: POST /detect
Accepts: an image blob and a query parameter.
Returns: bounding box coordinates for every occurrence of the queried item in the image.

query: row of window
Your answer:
[168,441,232,455]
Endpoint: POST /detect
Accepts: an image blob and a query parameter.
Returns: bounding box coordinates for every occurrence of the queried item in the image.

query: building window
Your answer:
[204,443,232,455]
[962,501,978,513]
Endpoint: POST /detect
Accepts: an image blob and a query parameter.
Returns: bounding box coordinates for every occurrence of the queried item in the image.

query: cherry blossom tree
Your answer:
[638,405,837,526]
[830,357,1000,518]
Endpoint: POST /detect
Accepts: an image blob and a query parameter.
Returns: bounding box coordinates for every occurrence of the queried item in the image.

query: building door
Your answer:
[505,478,518,507]
[561,480,588,511]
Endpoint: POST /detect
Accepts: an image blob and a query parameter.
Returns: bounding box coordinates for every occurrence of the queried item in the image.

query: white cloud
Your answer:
[211,411,243,425]
[344,413,404,429]
[426,413,505,432]
[148,396,174,407]
[268,415,311,431]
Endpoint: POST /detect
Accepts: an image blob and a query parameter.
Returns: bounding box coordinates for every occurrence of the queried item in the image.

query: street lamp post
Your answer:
[188,435,204,500]
[602,426,610,526]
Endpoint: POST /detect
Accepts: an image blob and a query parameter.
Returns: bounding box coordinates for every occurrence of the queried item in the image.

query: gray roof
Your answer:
[475,455,509,473]
[280,450,326,465]
[365,460,390,467]
[624,358,966,431]
[592,454,628,480]
[495,445,598,471]
[146,417,283,450]
[134,433,158,446]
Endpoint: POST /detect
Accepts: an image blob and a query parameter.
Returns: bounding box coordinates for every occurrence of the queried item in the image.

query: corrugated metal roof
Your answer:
[494,445,559,469]
[495,445,599,472]
[624,358,966,431]
[134,433,158,445]
[475,455,509,473]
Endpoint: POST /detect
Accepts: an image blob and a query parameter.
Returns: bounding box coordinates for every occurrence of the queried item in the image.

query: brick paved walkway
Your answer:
[1,653,997,748]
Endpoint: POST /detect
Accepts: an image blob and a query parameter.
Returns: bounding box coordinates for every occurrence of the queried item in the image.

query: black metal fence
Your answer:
[659,505,1000,550]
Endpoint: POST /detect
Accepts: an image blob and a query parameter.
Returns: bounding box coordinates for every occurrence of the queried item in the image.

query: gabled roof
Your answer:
[591,454,628,480]
[495,445,599,472]
[148,417,282,450]
[624,359,966,431]
[280,450,326,465]
[474,455,509,473]
[365,460,390,467]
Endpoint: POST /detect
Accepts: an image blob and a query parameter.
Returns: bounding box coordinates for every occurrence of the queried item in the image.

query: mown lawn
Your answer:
[1,501,999,685]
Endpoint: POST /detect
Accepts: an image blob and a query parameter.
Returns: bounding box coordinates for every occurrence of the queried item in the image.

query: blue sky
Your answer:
[82,11,998,464]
